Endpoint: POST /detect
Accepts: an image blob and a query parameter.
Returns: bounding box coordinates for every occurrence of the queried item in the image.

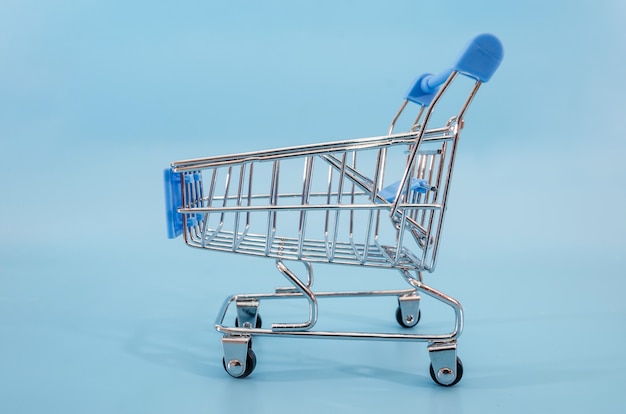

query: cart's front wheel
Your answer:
[429,357,463,386]
[223,349,257,379]
[395,306,421,328]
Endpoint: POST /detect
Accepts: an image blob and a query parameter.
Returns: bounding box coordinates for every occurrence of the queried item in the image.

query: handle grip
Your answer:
[406,33,503,105]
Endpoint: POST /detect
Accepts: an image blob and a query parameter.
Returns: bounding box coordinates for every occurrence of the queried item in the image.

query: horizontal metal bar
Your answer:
[179,203,442,214]
[226,288,418,301]
[209,190,369,203]
[171,129,454,172]
[215,325,456,343]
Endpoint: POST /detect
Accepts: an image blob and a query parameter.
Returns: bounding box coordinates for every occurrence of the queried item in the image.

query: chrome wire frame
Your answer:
[171,70,481,369]
[176,126,457,271]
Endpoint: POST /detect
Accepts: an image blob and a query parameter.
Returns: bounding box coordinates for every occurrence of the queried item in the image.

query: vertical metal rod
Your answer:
[361,210,374,263]
[348,151,357,241]
[183,173,192,240]
[410,106,426,132]
[219,166,233,235]
[181,172,189,244]
[458,81,482,122]
[347,151,365,262]
[372,147,387,247]
[330,152,347,260]
[372,148,387,199]
[246,163,253,229]
[388,99,409,135]
[194,173,203,240]
[433,146,447,207]
[193,171,204,239]
[394,206,408,265]
[265,161,280,256]
[201,169,218,247]
[232,164,246,250]
[186,174,196,239]
[190,173,202,240]
[298,157,314,258]
[421,153,436,226]
[412,154,426,222]
[324,163,334,256]
[192,172,200,208]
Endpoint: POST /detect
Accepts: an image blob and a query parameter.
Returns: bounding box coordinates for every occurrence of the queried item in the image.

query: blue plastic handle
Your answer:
[164,168,184,239]
[406,33,504,105]
[453,33,504,82]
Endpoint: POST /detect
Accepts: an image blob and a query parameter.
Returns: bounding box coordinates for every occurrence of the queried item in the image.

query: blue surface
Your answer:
[1,1,626,413]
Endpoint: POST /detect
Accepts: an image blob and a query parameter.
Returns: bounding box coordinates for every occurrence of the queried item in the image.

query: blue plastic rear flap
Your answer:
[379,178,430,202]
[164,168,183,239]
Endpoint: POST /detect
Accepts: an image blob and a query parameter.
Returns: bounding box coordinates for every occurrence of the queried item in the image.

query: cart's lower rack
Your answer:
[215,274,464,386]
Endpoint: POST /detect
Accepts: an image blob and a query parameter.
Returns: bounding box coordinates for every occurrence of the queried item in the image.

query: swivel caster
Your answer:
[223,348,257,378]
[428,342,463,386]
[396,294,421,328]
[429,357,463,387]
[221,336,257,378]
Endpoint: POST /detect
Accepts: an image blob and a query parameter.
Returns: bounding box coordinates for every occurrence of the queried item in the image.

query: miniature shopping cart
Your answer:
[164,34,503,386]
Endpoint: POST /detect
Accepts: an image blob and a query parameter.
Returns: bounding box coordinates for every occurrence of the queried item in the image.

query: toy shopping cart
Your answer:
[164,34,503,386]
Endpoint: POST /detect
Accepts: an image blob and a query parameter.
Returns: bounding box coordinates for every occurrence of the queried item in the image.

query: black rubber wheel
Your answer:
[429,357,463,387]
[395,307,421,328]
[222,349,257,378]
[235,314,262,329]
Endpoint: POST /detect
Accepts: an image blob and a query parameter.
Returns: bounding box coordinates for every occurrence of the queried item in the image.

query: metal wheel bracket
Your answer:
[222,336,252,377]
[428,342,458,385]
[398,294,421,326]
[235,299,260,329]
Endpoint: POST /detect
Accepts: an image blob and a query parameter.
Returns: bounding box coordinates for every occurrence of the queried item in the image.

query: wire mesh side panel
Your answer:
[177,131,458,271]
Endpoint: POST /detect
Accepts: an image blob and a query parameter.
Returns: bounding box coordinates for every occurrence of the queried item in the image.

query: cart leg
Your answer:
[396,293,421,328]
[235,299,261,329]
[272,260,318,331]
[222,335,256,378]
[428,342,463,386]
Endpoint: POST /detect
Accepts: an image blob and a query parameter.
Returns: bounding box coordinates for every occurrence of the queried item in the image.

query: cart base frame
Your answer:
[215,259,464,386]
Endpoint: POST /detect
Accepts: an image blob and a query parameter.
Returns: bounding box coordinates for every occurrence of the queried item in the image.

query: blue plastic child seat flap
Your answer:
[379,178,430,203]
[164,168,183,239]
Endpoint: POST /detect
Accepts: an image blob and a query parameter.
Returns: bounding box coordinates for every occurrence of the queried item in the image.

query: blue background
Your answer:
[1,0,625,412]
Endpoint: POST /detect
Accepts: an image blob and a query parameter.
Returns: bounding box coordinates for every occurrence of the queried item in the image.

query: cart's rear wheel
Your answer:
[223,349,257,378]
[395,306,421,328]
[429,357,463,386]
